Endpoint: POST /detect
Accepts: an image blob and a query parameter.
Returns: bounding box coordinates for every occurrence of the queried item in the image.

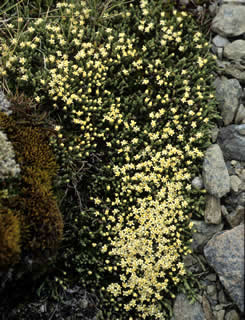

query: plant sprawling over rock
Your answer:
[0,0,220,318]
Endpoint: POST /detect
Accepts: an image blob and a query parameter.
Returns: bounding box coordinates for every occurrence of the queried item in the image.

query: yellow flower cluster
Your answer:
[0,0,218,318]
[101,134,196,317]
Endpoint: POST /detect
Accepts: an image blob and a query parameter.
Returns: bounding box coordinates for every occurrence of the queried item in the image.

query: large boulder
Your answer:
[212,5,245,37]
[204,224,245,313]
[217,124,245,161]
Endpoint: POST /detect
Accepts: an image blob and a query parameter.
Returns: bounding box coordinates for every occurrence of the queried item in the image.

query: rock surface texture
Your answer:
[173,1,245,319]
[204,224,244,313]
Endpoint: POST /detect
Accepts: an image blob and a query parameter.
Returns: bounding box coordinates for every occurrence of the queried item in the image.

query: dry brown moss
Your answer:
[0,111,63,269]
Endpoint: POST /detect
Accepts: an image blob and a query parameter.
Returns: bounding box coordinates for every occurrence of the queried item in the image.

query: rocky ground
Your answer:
[171,0,245,319]
[0,0,245,319]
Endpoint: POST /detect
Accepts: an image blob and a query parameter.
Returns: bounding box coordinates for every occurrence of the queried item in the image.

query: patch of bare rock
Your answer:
[172,0,245,319]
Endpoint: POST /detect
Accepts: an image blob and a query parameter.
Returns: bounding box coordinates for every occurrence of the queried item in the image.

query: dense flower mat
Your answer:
[0,0,220,319]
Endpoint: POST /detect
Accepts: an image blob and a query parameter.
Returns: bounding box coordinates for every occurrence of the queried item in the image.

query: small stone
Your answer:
[222,0,245,3]
[225,309,240,320]
[239,128,245,135]
[212,44,218,55]
[215,77,243,126]
[211,125,219,143]
[191,220,224,252]
[224,63,245,84]
[234,104,245,124]
[183,254,197,267]
[217,47,223,60]
[205,194,222,225]
[202,144,230,198]
[226,161,236,175]
[212,35,230,48]
[0,90,11,115]
[221,204,229,217]
[215,304,227,311]
[179,0,189,5]
[173,293,205,320]
[209,2,218,16]
[40,304,46,313]
[215,309,226,320]
[205,273,217,282]
[191,176,204,190]
[230,175,242,192]
[218,289,227,304]
[230,160,238,167]
[225,205,245,227]
[234,168,243,175]
[202,295,215,320]
[224,40,245,62]
[206,284,217,297]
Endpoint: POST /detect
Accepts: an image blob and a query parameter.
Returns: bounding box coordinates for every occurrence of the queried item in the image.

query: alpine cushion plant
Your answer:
[0,0,221,319]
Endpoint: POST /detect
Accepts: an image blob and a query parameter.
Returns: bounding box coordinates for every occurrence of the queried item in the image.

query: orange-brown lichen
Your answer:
[0,209,21,270]
[0,111,63,268]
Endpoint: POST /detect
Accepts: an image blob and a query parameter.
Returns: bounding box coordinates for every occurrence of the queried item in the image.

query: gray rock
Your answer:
[234,104,245,124]
[206,284,217,297]
[221,0,245,4]
[215,77,242,125]
[191,220,224,252]
[230,160,238,167]
[212,35,230,48]
[205,273,217,282]
[238,180,245,191]
[217,47,223,60]
[211,5,245,37]
[173,293,205,320]
[204,194,222,224]
[202,144,230,198]
[210,125,219,143]
[0,90,11,115]
[238,169,245,190]
[221,205,229,217]
[225,309,240,320]
[183,254,203,273]
[215,309,226,320]
[202,295,215,320]
[224,63,245,84]
[179,0,189,5]
[217,124,245,161]
[204,224,245,312]
[230,175,242,192]
[218,289,227,304]
[191,176,204,190]
[216,59,232,72]
[224,40,245,62]
[225,161,236,175]
[225,205,245,227]
[209,2,219,16]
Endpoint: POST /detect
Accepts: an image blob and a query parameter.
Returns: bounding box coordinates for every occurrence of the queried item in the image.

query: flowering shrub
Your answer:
[0,0,221,318]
